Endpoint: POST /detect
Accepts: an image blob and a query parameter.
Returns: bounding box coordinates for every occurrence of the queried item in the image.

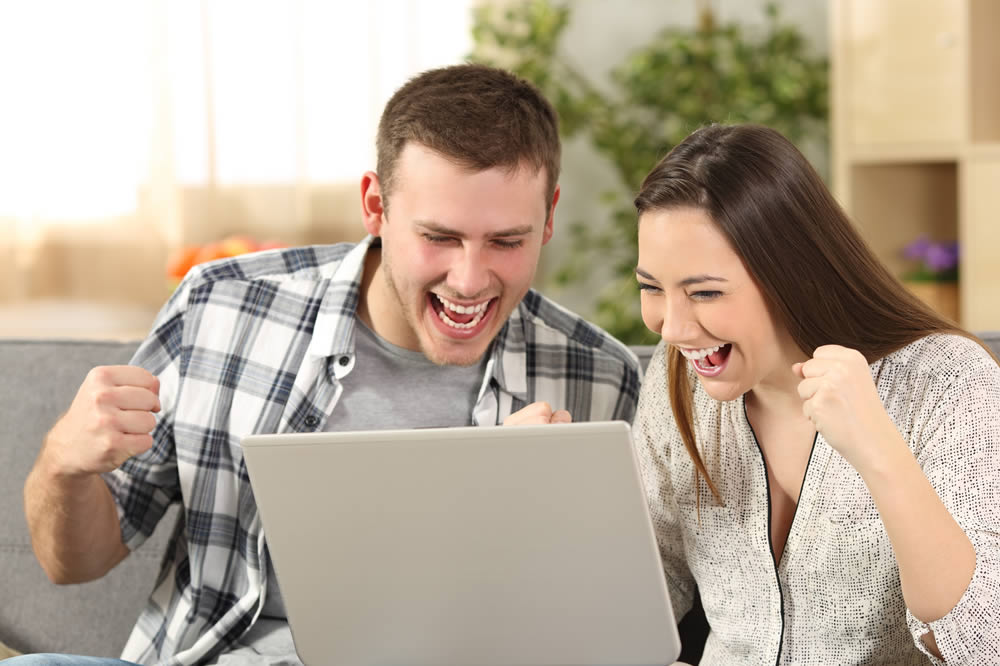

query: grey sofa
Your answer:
[1,334,997,659]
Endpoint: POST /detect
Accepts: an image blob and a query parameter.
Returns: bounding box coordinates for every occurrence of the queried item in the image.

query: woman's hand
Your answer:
[793,344,904,472]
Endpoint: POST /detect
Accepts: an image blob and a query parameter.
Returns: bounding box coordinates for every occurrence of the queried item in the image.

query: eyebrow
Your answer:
[417,221,535,238]
[635,267,728,287]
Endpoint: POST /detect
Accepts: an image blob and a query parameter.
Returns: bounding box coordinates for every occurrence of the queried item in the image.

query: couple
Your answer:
[19,64,1000,665]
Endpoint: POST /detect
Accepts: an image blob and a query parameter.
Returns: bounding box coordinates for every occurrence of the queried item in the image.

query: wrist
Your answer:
[37,432,93,483]
[851,419,915,485]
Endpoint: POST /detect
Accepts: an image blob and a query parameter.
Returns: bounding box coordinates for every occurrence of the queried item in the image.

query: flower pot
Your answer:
[903,280,959,322]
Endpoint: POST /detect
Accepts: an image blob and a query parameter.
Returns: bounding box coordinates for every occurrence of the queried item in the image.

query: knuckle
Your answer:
[93,387,116,408]
[89,365,113,384]
[95,412,117,431]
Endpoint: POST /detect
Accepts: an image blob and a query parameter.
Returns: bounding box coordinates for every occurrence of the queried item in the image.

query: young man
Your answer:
[20,64,640,665]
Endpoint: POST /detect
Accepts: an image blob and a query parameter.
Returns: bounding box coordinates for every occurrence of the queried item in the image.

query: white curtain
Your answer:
[0,0,472,307]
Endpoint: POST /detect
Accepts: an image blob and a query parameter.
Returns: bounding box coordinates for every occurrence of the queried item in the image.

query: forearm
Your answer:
[860,436,976,624]
[24,445,129,584]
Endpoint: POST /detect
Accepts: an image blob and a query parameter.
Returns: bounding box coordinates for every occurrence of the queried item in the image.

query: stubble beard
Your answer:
[380,255,493,368]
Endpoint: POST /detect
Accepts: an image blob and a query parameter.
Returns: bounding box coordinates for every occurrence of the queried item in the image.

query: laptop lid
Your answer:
[242,421,680,666]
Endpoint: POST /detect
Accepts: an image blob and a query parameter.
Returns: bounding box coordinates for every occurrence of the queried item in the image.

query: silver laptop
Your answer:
[242,421,680,666]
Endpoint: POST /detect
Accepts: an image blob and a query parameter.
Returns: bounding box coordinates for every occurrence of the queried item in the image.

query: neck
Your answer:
[356,245,383,331]
[747,346,810,420]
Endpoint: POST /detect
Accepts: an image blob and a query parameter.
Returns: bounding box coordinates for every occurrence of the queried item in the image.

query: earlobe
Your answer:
[542,185,560,245]
[360,171,385,236]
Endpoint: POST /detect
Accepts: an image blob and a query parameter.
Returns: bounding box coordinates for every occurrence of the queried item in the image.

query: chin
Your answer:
[697,378,746,403]
[421,336,492,367]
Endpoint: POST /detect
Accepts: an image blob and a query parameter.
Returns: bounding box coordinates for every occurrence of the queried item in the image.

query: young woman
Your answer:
[632,124,999,665]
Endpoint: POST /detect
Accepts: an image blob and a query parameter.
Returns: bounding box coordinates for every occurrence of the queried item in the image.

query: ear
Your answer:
[541,184,560,246]
[360,171,386,236]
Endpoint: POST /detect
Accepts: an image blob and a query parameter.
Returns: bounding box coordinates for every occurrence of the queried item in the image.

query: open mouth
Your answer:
[680,343,732,376]
[428,293,497,333]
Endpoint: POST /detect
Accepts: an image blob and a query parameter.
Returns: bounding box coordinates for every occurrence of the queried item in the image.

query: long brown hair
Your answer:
[634,124,991,503]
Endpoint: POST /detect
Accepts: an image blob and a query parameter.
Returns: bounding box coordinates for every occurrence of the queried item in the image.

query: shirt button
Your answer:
[304,415,320,428]
[338,355,350,366]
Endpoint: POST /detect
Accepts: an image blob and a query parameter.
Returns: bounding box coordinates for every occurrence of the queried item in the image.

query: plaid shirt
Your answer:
[104,236,641,665]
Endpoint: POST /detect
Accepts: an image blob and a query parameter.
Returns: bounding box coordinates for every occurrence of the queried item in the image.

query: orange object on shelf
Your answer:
[166,236,285,284]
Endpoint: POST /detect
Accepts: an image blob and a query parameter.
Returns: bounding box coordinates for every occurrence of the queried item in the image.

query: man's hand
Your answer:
[43,365,161,477]
[503,401,571,426]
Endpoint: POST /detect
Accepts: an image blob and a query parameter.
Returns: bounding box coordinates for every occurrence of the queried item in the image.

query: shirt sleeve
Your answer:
[101,271,195,551]
[904,345,1000,665]
[632,341,697,621]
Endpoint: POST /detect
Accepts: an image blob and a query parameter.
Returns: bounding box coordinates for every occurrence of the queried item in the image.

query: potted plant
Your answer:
[901,235,960,322]
[470,1,829,343]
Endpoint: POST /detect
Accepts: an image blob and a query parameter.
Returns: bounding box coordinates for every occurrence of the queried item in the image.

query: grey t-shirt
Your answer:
[218,320,486,664]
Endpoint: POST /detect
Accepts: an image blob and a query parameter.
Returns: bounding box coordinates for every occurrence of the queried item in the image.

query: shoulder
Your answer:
[169,242,360,317]
[140,242,361,357]
[877,334,1000,447]
[513,289,640,373]
[879,333,999,390]
[183,243,356,289]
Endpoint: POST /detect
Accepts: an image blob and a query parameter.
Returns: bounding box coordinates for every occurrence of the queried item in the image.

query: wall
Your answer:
[537,0,829,315]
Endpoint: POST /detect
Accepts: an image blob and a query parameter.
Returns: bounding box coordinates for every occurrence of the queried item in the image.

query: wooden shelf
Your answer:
[847,144,960,164]
[832,0,1000,329]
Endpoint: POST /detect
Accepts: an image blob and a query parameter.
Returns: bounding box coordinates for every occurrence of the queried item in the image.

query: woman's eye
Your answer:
[637,282,662,293]
[690,290,722,300]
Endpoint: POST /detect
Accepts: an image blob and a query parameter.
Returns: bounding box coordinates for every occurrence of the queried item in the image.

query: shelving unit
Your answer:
[831,0,1000,330]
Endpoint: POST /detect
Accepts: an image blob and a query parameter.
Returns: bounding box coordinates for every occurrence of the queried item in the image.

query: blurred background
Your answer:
[1,0,996,342]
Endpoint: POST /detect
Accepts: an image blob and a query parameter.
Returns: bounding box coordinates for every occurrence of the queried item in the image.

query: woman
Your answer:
[632,124,999,664]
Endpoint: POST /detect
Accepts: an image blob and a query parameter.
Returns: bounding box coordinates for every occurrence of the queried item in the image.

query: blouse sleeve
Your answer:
[904,342,1000,665]
[632,341,697,621]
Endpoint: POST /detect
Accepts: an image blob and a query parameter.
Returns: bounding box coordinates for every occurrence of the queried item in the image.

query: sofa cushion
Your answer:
[0,339,178,657]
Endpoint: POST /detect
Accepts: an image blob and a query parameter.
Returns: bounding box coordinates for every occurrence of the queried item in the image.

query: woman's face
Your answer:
[636,206,800,402]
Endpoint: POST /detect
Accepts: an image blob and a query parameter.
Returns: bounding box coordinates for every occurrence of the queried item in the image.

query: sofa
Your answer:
[2,334,998,659]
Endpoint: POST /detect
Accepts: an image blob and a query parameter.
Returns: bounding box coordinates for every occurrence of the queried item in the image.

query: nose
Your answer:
[447,244,491,298]
[657,292,699,344]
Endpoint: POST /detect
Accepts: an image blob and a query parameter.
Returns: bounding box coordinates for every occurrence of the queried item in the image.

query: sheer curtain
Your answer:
[0,0,472,310]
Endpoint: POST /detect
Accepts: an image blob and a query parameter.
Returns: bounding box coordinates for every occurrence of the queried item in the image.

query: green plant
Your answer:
[470,1,829,343]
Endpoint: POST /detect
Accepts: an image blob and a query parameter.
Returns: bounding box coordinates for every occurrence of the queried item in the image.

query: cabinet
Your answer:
[831,0,1000,330]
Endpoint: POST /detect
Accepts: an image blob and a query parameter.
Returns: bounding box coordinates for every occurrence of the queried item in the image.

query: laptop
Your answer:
[242,421,681,666]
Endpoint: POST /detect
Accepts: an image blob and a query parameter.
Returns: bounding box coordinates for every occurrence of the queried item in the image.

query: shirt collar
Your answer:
[305,235,373,363]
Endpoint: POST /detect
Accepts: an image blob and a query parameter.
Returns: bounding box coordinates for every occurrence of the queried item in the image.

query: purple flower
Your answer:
[901,236,959,280]
[925,242,958,272]
[903,235,932,261]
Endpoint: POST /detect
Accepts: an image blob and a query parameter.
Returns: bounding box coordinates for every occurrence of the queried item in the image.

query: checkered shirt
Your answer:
[103,236,641,665]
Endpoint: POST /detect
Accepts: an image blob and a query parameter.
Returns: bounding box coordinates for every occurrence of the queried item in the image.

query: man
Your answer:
[20,64,640,665]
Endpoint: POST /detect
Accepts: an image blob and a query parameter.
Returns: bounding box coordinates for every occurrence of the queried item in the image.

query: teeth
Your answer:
[434,294,491,329]
[679,344,726,360]
[438,308,486,329]
[436,294,489,315]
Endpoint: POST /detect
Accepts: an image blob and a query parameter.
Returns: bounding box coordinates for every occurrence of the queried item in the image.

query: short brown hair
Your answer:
[376,63,561,210]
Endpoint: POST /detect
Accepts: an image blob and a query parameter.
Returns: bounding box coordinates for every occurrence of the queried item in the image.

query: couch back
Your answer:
[0,339,168,657]
[1,333,998,657]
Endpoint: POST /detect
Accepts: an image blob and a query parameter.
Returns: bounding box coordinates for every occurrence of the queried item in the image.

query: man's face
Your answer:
[361,143,557,366]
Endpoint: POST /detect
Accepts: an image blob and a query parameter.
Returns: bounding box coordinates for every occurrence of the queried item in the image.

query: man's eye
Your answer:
[492,239,523,249]
[424,234,456,244]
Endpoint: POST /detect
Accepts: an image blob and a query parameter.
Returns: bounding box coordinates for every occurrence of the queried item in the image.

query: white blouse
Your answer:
[634,334,1000,665]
